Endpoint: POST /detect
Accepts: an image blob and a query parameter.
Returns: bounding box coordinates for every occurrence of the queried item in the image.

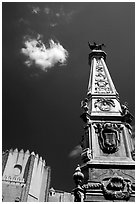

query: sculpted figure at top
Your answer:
[88,42,105,51]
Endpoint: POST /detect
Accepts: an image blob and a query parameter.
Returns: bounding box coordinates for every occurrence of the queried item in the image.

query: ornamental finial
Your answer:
[73,164,84,186]
[72,165,85,202]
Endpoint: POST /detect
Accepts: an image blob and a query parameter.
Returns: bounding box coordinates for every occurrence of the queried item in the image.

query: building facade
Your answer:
[2,149,51,202]
[72,43,135,202]
[48,187,74,202]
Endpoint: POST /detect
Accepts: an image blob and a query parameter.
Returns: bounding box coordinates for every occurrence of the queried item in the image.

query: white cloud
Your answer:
[21,35,69,71]
[69,145,82,159]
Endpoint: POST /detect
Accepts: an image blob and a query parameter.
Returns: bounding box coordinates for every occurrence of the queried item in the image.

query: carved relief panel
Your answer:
[90,122,132,160]
[94,122,123,154]
[91,98,122,116]
[94,98,115,111]
[93,59,112,94]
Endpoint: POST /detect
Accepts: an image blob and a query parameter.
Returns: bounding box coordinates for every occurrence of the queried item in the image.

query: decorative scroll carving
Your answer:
[94,98,115,111]
[80,112,91,123]
[101,176,132,200]
[118,169,135,182]
[81,98,89,113]
[121,103,130,115]
[81,148,92,162]
[94,122,123,154]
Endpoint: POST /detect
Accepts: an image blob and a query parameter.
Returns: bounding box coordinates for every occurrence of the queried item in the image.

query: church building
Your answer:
[2,149,51,202]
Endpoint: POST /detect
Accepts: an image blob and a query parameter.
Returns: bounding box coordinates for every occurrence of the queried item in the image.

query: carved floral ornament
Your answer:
[94,122,123,154]
[95,79,108,87]
[94,59,112,94]
[81,176,134,201]
[95,83,111,94]
[94,98,115,111]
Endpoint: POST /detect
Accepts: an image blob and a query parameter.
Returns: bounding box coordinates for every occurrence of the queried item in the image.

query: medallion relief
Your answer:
[94,98,115,111]
[101,176,132,200]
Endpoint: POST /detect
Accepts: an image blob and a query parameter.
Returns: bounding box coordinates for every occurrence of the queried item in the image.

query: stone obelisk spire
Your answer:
[73,43,135,202]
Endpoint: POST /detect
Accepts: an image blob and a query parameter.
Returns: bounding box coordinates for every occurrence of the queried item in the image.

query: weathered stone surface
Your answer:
[73,46,135,202]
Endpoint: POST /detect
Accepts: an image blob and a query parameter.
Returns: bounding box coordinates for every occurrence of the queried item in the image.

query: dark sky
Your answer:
[2,2,135,192]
